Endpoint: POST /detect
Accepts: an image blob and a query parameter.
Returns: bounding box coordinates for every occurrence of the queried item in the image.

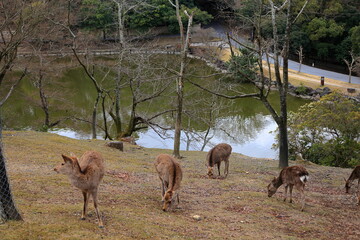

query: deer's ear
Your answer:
[61,154,73,163]
[343,177,347,183]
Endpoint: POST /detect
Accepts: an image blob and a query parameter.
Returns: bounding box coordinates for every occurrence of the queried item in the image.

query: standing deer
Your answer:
[206,143,232,178]
[344,165,360,205]
[267,165,309,211]
[154,154,183,211]
[54,151,105,228]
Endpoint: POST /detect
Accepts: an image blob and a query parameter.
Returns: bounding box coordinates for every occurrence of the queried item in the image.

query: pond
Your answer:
[2,56,310,159]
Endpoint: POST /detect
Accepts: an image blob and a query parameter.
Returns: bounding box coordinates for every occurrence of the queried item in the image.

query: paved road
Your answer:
[205,22,360,85]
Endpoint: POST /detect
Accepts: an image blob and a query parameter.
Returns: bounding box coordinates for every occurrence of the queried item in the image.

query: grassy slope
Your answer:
[1,131,359,239]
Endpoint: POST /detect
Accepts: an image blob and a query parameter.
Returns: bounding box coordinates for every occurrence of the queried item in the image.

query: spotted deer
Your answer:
[206,143,232,178]
[267,165,309,211]
[344,165,360,205]
[54,151,105,227]
[154,154,183,211]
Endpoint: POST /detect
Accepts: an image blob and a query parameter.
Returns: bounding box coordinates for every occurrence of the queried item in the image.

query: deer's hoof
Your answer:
[81,217,86,220]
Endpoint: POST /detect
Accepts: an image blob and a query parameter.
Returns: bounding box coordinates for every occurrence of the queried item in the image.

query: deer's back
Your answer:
[348,165,360,180]
[155,154,182,191]
[79,151,105,181]
[281,166,308,185]
[352,165,360,177]
[207,143,232,165]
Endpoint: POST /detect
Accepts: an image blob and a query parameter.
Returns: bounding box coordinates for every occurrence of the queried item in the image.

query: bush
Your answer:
[288,92,360,167]
[304,139,360,168]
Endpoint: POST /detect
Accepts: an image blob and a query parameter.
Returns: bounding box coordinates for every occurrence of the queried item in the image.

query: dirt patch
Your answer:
[106,170,132,181]
[225,204,254,214]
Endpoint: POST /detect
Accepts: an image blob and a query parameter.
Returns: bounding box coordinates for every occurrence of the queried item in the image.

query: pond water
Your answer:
[2,56,309,159]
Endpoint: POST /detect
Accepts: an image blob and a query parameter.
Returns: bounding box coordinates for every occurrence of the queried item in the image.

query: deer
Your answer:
[344,165,360,205]
[267,165,309,211]
[154,154,183,211]
[206,143,232,178]
[54,151,105,228]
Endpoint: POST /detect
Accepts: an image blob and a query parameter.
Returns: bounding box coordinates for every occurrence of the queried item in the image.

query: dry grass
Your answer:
[1,131,360,239]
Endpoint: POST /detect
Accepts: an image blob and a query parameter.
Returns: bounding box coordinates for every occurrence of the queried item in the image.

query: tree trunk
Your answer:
[114,1,125,48]
[278,118,289,168]
[114,66,122,139]
[101,95,112,140]
[124,101,137,138]
[172,1,193,158]
[173,81,183,157]
[348,72,352,84]
[0,112,22,221]
[92,93,100,139]
[277,0,292,168]
[38,72,50,128]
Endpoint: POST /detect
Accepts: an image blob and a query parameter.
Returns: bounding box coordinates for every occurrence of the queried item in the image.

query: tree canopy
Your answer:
[288,92,360,167]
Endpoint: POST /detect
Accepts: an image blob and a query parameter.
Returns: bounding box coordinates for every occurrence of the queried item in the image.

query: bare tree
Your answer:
[27,40,72,131]
[168,0,194,158]
[191,0,309,168]
[52,0,174,140]
[344,51,360,83]
[296,45,304,73]
[111,0,150,48]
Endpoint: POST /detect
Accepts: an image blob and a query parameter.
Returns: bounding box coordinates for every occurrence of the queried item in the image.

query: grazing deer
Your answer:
[206,143,232,178]
[54,151,105,228]
[154,154,183,211]
[344,165,360,205]
[267,165,309,211]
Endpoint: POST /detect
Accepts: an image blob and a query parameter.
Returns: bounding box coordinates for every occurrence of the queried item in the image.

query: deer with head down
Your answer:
[206,143,232,178]
[154,154,183,211]
[54,151,105,228]
[344,165,360,205]
[267,165,309,211]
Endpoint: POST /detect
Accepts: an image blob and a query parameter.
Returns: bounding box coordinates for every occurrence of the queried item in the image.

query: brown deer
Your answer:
[267,165,309,211]
[154,154,183,211]
[344,165,360,205]
[206,143,232,178]
[54,151,105,228]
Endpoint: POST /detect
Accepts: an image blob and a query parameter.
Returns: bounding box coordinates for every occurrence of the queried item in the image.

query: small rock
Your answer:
[192,215,202,221]
[106,141,124,151]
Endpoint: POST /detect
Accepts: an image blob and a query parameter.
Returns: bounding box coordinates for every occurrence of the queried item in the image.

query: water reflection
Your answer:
[49,128,93,140]
[50,114,277,159]
[3,58,308,159]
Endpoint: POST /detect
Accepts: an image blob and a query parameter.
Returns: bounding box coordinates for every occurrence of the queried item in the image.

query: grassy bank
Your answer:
[1,131,359,239]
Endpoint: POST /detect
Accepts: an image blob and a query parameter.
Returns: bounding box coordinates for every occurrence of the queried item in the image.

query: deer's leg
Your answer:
[81,191,90,220]
[161,180,166,200]
[224,160,229,178]
[217,162,221,176]
[91,190,104,228]
[283,185,288,202]
[289,185,294,203]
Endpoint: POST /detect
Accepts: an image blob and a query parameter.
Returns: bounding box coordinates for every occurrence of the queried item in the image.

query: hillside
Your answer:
[1,131,359,239]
